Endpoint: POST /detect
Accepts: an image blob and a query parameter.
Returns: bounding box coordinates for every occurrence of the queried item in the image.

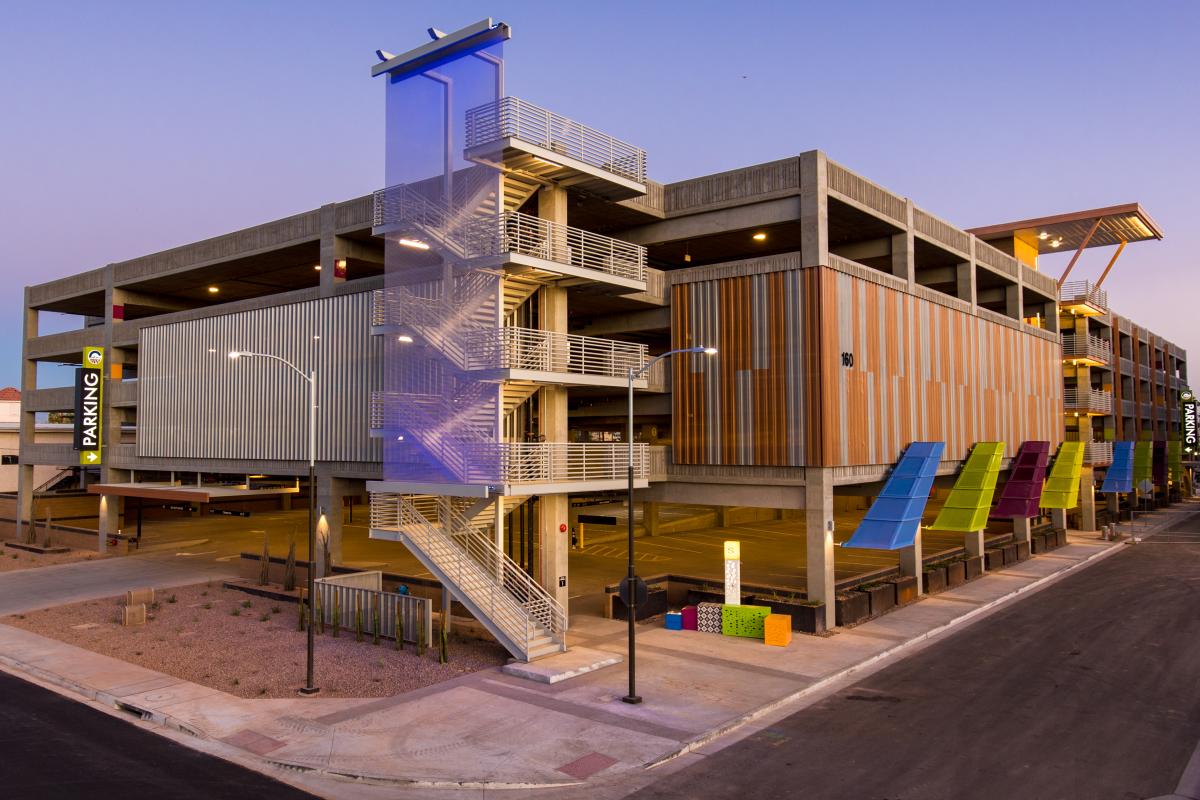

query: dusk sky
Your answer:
[2,0,1197,388]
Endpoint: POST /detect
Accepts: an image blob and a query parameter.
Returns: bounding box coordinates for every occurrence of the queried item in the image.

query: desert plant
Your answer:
[354,597,364,643]
[259,613,270,622]
[202,602,212,610]
[439,617,448,664]
[166,594,177,604]
[314,591,324,635]
[417,621,426,657]
[241,600,252,609]
[283,530,297,592]
[394,612,403,651]
[41,511,53,548]
[230,608,241,617]
[257,533,270,586]
[271,605,280,615]
[321,531,332,578]
[332,595,340,637]
[297,599,306,632]
[372,597,380,646]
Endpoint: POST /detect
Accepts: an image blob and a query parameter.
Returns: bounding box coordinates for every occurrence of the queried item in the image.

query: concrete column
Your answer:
[1050,507,1068,531]
[538,494,570,610]
[1079,467,1097,532]
[890,229,914,283]
[97,493,118,553]
[1011,516,1032,543]
[642,501,660,536]
[799,151,829,270]
[718,505,733,527]
[1005,284,1023,320]
[16,294,37,539]
[965,530,984,564]
[804,468,836,629]
[955,262,976,308]
[1107,493,1120,520]
[318,204,346,296]
[899,526,924,596]
[494,495,506,570]
[316,470,354,566]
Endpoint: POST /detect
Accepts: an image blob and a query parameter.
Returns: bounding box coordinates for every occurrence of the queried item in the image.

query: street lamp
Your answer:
[229,349,320,696]
[622,345,716,705]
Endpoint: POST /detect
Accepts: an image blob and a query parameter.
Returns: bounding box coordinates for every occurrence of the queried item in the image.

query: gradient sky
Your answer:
[2,0,1197,388]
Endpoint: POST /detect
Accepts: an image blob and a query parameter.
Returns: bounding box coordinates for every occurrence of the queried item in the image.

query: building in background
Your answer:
[0,388,73,494]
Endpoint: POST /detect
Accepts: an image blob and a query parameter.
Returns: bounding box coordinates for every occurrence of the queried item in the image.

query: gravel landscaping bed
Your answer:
[3,581,509,698]
[0,542,108,573]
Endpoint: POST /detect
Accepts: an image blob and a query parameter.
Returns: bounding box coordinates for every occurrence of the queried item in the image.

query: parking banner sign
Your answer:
[74,346,104,466]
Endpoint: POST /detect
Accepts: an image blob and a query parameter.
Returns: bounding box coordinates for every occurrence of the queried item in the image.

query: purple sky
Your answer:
[2,0,1197,387]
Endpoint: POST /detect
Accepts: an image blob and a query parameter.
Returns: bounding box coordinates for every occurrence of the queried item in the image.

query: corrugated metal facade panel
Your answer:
[673,266,1062,469]
[138,292,381,464]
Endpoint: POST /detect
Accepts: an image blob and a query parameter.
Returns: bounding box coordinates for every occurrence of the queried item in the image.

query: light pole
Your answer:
[622,345,716,705]
[229,350,320,696]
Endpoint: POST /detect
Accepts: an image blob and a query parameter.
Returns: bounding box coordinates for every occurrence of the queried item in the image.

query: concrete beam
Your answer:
[572,306,670,337]
[831,238,890,262]
[805,467,836,629]
[618,197,801,247]
[637,480,806,509]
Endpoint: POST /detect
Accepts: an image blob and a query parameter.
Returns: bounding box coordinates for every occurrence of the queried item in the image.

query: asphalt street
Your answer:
[0,670,317,799]
[632,514,1200,800]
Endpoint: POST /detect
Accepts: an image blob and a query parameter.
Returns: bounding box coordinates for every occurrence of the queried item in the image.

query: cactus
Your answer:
[258,533,270,586]
[297,597,306,632]
[439,619,448,664]
[313,590,324,635]
[417,620,426,657]
[332,594,340,637]
[283,529,297,592]
[354,597,363,643]
[394,609,404,651]
[372,597,380,646]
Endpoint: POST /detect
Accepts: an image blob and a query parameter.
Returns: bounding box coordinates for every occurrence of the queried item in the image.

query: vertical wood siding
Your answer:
[672,266,1062,468]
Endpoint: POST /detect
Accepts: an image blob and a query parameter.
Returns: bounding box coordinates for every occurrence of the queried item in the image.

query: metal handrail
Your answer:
[370,493,567,651]
[464,327,647,378]
[1062,333,1111,363]
[481,211,646,282]
[1059,280,1108,309]
[1063,387,1114,414]
[464,97,646,184]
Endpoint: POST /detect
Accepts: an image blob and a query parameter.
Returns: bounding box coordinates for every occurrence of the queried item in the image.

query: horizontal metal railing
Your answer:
[487,442,647,484]
[1059,280,1108,310]
[1063,387,1114,414]
[484,211,646,282]
[1062,333,1111,364]
[464,96,646,184]
[1063,433,1115,465]
[369,493,566,657]
[464,327,646,379]
[314,573,432,646]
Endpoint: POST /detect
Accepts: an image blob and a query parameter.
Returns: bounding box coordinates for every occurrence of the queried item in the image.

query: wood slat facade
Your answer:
[673,264,1062,469]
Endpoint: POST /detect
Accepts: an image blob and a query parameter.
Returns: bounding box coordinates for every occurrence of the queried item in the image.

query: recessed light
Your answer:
[397,334,414,344]
[399,238,430,250]
[207,286,219,294]
[1050,238,1063,248]
[1038,232,1049,240]
[207,348,216,353]
[752,232,767,241]
[314,264,322,271]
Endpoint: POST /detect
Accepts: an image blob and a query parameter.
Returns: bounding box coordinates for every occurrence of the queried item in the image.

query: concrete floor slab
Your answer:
[501,646,623,684]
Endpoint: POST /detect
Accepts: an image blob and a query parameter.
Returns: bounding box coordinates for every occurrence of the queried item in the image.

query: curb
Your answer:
[644,537,1128,770]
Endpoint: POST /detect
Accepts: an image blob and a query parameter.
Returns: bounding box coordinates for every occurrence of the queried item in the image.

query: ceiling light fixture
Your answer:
[1038,232,1049,240]
[398,238,430,250]
[397,334,414,343]
[752,232,767,242]
[1049,238,1063,248]
[207,286,219,294]
[314,264,322,271]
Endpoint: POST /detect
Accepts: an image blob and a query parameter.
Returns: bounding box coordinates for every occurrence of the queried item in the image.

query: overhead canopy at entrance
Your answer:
[87,483,300,503]
[968,203,1163,254]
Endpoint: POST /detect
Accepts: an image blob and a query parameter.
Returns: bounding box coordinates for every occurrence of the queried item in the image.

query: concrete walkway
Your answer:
[0,551,237,616]
[6,509,1194,793]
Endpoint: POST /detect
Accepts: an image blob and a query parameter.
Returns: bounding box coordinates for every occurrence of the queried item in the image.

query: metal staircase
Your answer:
[371,493,566,661]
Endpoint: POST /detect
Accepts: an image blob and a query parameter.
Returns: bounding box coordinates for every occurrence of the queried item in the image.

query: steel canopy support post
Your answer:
[1056,218,1102,289]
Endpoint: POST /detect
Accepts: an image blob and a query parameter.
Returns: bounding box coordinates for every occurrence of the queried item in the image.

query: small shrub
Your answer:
[149,601,161,612]
[259,613,270,622]
[271,606,281,615]
[257,688,267,696]
[354,600,364,643]
[394,612,403,651]
[202,602,212,610]
[231,678,239,686]
[200,590,208,597]
[166,594,177,604]
[230,608,241,617]
[332,595,340,638]
[241,600,252,609]
[9,554,16,560]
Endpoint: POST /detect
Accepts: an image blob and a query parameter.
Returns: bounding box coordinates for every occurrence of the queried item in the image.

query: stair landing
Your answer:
[501,646,623,684]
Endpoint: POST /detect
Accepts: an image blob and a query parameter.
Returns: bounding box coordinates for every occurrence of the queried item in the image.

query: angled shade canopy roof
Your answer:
[991,441,1050,519]
[842,442,944,550]
[927,442,1005,533]
[1042,442,1085,509]
[968,203,1163,255]
[1100,441,1135,493]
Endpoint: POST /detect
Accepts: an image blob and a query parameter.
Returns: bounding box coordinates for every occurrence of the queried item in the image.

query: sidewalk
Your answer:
[0,509,1192,790]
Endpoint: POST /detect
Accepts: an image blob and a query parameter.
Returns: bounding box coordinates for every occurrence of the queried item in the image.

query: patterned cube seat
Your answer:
[697,602,723,634]
[721,604,771,638]
[764,614,792,647]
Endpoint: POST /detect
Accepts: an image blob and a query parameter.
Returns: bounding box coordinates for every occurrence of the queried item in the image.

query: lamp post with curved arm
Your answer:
[622,345,716,705]
[229,350,320,696]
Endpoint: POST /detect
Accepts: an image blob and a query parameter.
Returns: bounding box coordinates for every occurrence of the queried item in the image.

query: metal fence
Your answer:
[314,571,432,646]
